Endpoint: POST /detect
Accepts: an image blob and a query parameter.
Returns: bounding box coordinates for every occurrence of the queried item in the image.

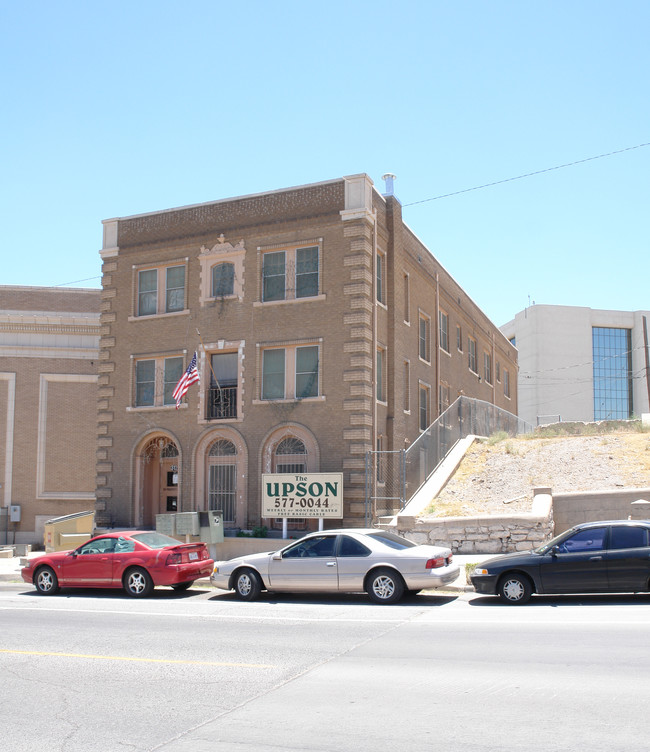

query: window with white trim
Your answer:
[419,382,431,431]
[377,346,386,402]
[403,360,410,412]
[439,383,450,414]
[198,238,245,304]
[376,251,385,304]
[206,351,240,420]
[262,245,319,302]
[484,352,492,385]
[468,337,477,374]
[439,310,449,353]
[419,313,431,363]
[137,264,186,316]
[403,273,410,323]
[134,355,184,407]
[261,344,320,400]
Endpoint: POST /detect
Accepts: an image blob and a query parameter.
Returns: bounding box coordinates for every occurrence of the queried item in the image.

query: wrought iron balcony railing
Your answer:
[207,385,237,420]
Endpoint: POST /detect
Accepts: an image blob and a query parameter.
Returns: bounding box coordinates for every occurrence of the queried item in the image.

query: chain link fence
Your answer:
[365,396,533,524]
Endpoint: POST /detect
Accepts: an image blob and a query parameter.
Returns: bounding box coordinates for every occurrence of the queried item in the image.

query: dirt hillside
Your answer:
[429,432,650,517]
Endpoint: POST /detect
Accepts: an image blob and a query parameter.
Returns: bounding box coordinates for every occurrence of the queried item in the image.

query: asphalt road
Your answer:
[2,583,650,751]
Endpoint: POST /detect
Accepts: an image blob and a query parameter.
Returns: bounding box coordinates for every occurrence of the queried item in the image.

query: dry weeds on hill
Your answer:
[428,429,650,518]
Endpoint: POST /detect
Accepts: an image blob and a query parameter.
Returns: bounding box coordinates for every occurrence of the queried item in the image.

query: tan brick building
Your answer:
[97,174,517,531]
[0,286,100,544]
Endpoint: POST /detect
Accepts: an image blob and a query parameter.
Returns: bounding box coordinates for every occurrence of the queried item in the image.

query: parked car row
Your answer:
[20,521,650,605]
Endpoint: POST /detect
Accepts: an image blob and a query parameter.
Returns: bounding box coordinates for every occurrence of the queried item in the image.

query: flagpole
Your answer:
[195,328,222,401]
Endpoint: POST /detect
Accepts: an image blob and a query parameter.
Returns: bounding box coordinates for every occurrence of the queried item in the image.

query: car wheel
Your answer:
[366,568,405,604]
[123,567,154,598]
[171,582,192,591]
[498,573,532,605]
[34,566,59,595]
[233,568,262,601]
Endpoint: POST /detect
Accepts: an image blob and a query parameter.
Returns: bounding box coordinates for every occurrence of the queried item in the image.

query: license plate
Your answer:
[188,552,198,561]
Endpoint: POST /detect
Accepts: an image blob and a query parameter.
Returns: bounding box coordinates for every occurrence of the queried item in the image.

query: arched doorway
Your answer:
[194,427,248,530]
[138,436,180,528]
[207,438,237,525]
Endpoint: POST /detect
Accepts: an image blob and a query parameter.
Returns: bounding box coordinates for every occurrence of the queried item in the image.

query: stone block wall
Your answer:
[393,489,554,554]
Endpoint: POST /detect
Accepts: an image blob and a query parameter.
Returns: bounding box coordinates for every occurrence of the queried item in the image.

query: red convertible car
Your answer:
[21,531,214,597]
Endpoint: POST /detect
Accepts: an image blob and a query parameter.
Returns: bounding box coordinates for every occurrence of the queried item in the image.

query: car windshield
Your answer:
[131,532,180,549]
[535,528,580,554]
[365,531,417,550]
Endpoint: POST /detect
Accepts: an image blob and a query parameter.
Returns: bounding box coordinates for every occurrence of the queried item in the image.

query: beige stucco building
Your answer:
[96,174,517,532]
[501,304,650,426]
[0,286,100,544]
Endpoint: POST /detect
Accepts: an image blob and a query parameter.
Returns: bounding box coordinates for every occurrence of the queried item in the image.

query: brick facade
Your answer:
[0,286,100,544]
[97,175,517,531]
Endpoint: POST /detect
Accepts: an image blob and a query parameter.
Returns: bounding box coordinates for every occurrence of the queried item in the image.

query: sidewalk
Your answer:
[0,550,492,592]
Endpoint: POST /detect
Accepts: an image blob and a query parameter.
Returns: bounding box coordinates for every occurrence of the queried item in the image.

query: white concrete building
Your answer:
[501,305,650,426]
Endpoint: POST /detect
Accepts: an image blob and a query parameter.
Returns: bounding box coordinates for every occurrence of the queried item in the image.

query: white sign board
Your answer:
[262,473,344,519]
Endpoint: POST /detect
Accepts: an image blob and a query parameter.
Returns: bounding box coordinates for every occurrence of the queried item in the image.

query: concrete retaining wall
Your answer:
[393,488,554,554]
[552,487,650,534]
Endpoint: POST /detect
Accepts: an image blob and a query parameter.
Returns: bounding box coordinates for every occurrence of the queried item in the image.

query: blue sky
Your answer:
[2,0,648,326]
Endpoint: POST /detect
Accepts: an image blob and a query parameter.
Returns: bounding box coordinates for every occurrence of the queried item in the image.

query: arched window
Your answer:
[212,262,235,298]
[272,437,308,530]
[274,437,307,474]
[207,438,236,522]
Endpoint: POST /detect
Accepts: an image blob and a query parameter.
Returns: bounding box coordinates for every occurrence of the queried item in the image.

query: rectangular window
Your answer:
[135,360,155,406]
[262,348,286,399]
[262,245,320,302]
[135,355,184,407]
[403,360,410,412]
[262,251,286,302]
[457,325,463,352]
[592,326,633,420]
[484,352,492,385]
[468,337,477,373]
[261,344,320,400]
[138,270,158,317]
[403,273,410,323]
[163,357,184,405]
[165,266,186,312]
[295,345,319,398]
[439,383,450,414]
[419,383,430,431]
[137,265,186,316]
[504,368,510,398]
[377,346,386,402]
[376,252,385,304]
[439,310,449,353]
[208,351,239,419]
[419,313,430,362]
[296,246,319,298]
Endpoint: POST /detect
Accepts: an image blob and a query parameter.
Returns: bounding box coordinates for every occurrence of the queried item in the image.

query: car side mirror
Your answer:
[272,553,282,561]
[550,545,560,556]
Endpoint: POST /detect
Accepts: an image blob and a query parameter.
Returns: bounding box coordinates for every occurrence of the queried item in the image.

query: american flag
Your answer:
[172,351,200,408]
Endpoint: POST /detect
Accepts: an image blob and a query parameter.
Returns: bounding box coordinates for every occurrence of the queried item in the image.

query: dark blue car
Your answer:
[470,519,650,604]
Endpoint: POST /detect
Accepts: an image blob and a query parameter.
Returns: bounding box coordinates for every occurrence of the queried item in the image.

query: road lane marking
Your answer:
[0,649,274,668]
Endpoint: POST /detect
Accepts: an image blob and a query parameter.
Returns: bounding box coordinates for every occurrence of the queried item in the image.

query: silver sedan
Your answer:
[211,528,459,604]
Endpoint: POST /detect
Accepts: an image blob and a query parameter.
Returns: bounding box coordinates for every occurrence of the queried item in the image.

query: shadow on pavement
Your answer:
[468,592,650,607]
[14,586,209,600]
[207,590,459,607]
